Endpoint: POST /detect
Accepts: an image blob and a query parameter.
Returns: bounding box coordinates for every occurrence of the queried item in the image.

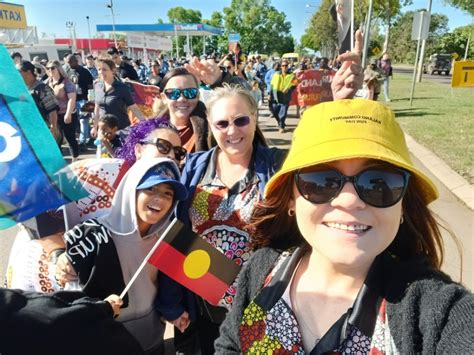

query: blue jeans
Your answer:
[383,77,390,101]
[76,100,90,144]
[270,102,289,129]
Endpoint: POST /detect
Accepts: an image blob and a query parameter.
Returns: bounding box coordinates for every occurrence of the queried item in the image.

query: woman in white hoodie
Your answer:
[59,157,188,354]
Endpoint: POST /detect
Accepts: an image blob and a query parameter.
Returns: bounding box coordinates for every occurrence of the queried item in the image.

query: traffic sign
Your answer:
[451,61,474,88]
[228,33,241,43]
[411,11,430,41]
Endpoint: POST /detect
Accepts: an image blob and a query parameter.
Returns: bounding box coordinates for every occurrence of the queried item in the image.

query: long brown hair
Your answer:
[250,172,451,270]
[250,174,303,250]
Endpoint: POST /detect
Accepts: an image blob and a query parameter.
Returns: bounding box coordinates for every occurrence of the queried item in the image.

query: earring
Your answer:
[400,215,404,224]
[288,208,295,217]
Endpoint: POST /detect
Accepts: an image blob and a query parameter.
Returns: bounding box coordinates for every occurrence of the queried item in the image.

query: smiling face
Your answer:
[134,128,182,164]
[160,74,199,123]
[208,95,257,159]
[289,158,402,270]
[136,183,174,230]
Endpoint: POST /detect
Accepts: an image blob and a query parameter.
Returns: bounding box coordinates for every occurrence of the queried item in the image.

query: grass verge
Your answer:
[384,74,473,183]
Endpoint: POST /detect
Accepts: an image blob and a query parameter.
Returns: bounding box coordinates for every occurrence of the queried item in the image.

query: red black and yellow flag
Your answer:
[148,219,241,305]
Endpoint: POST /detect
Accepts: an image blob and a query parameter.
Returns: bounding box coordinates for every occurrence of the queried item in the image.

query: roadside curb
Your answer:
[404,133,473,210]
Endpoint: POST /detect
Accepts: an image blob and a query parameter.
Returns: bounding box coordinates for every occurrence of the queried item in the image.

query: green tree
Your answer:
[301,0,337,57]
[442,0,474,15]
[390,11,449,63]
[167,7,203,57]
[222,0,294,55]
[203,11,227,55]
[435,25,474,59]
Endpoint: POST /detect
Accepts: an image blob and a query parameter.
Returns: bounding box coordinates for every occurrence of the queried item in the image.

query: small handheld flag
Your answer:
[120,218,241,305]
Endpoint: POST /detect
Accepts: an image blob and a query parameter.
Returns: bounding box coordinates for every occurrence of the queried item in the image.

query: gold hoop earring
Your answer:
[400,215,404,224]
[288,209,295,217]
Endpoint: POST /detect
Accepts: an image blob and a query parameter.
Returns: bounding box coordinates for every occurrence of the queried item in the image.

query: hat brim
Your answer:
[265,138,438,204]
[137,179,188,201]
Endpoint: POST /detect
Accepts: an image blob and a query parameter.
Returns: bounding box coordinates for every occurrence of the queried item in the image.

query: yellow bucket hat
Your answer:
[265,99,438,204]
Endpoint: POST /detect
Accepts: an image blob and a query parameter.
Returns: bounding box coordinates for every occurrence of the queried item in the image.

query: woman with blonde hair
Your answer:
[215,99,473,353]
[45,59,79,159]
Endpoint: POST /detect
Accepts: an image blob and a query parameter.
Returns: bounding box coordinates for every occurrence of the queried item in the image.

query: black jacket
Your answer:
[0,288,144,355]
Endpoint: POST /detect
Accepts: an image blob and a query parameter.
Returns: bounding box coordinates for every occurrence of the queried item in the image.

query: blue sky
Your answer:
[11,0,474,42]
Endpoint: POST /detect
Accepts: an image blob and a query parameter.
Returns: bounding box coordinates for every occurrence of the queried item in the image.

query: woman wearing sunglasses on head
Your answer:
[214,99,473,354]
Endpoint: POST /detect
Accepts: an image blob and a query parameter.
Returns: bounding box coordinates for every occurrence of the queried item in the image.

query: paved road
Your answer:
[393,65,453,85]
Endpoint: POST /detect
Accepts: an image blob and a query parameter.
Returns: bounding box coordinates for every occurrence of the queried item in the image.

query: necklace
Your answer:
[290,254,321,347]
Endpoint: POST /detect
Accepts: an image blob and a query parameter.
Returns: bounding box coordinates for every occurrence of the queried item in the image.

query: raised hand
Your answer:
[331,30,364,100]
[184,57,222,86]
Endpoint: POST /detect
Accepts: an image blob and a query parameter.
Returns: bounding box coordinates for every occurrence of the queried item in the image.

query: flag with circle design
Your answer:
[148,219,241,305]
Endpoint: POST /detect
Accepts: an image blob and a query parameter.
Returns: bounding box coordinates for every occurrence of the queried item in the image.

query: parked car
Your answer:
[423,54,452,75]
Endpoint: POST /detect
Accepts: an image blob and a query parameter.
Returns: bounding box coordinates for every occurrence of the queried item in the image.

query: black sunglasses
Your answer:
[295,166,410,208]
[46,67,56,70]
[213,115,251,130]
[164,88,198,100]
[140,138,187,161]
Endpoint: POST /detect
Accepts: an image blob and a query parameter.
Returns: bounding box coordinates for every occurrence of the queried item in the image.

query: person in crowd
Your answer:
[64,54,94,149]
[56,157,189,354]
[219,54,248,84]
[155,67,209,153]
[251,80,263,108]
[133,59,148,83]
[17,60,59,139]
[95,113,124,158]
[92,57,145,134]
[253,55,268,98]
[45,60,80,160]
[11,51,23,65]
[148,60,163,86]
[244,62,256,82]
[269,59,298,133]
[363,60,384,101]
[380,52,392,102]
[264,62,279,102]
[117,117,187,168]
[107,46,139,81]
[0,289,144,355]
[85,54,99,80]
[157,84,286,355]
[215,99,474,354]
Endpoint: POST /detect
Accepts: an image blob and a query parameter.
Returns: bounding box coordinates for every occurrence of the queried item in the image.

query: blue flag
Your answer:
[0,45,87,230]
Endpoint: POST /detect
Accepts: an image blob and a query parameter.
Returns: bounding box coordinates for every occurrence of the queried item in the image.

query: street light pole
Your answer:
[66,21,76,52]
[107,0,118,48]
[86,16,92,54]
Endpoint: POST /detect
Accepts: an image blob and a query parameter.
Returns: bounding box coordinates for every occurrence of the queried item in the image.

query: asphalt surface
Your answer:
[393,65,453,85]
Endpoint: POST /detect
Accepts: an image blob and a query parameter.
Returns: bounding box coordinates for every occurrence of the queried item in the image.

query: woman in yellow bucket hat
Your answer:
[215,99,473,354]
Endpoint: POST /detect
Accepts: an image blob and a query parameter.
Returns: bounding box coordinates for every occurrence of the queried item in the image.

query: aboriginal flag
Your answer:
[149,219,241,305]
[0,45,86,230]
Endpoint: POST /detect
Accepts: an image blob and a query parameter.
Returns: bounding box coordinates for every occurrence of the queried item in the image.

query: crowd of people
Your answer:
[3,33,472,355]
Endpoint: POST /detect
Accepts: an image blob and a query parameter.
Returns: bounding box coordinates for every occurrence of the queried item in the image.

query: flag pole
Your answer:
[119,218,178,299]
[350,0,354,51]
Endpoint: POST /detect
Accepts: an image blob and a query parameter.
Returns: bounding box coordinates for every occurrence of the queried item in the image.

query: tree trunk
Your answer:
[383,13,391,54]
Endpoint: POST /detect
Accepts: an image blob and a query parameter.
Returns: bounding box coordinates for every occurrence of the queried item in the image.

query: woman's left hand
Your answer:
[331,30,364,100]
[64,114,72,124]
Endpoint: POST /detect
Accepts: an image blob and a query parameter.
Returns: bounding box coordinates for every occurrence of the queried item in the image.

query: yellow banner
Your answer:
[0,2,27,29]
[451,61,474,88]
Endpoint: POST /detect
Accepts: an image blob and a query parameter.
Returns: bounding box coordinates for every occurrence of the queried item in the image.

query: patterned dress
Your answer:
[189,152,260,308]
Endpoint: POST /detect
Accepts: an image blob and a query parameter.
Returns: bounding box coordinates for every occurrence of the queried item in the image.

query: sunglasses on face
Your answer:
[295,166,410,208]
[46,67,56,71]
[140,138,187,161]
[164,88,198,100]
[213,115,251,131]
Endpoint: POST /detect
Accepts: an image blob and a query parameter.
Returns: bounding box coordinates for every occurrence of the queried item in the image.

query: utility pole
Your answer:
[106,0,118,48]
[86,16,92,54]
[66,21,76,52]
[416,0,432,82]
